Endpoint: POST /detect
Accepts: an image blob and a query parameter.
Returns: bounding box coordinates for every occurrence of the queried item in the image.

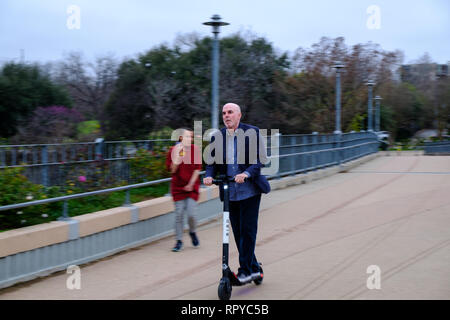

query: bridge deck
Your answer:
[1,155,449,299]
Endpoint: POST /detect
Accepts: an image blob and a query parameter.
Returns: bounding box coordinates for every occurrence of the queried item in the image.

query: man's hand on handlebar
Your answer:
[203,177,213,186]
[234,172,248,184]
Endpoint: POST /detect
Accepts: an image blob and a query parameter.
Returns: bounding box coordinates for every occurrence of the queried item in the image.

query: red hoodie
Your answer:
[166,144,202,202]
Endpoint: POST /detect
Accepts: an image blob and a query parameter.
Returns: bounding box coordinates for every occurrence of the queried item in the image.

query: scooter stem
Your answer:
[222,181,230,277]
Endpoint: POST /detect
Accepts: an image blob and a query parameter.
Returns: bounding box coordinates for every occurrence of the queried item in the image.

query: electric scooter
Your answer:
[212,174,264,300]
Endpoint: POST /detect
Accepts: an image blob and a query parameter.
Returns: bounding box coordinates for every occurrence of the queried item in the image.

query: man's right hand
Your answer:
[203,177,213,186]
[171,144,183,165]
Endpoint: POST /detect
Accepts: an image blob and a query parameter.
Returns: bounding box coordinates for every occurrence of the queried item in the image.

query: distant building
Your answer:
[436,63,448,78]
[400,62,449,83]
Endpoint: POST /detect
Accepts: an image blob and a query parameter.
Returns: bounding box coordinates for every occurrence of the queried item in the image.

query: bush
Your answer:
[127,147,170,183]
[14,106,84,143]
[76,120,101,141]
[0,167,62,230]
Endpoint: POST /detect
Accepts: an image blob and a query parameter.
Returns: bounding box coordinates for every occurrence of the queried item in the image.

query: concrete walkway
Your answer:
[1,155,449,300]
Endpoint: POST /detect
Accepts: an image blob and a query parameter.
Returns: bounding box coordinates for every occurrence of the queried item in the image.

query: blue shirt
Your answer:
[225,129,259,201]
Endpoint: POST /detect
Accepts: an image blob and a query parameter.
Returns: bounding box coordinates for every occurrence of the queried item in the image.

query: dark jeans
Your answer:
[229,193,262,275]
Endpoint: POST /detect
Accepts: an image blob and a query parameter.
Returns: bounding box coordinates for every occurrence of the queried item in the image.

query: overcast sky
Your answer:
[1,0,449,66]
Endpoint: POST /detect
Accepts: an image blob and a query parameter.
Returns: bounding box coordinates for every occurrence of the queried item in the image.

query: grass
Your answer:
[76,120,101,140]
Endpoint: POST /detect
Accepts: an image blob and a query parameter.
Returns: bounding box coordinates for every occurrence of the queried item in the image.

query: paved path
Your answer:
[1,156,449,300]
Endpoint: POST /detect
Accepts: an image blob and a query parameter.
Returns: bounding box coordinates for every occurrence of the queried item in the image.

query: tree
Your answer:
[104,32,289,139]
[0,63,72,138]
[53,52,118,134]
[16,106,84,143]
[289,37,404,134]
[218,34,290,129]
[104,59,154,140]
[380,82,428,140]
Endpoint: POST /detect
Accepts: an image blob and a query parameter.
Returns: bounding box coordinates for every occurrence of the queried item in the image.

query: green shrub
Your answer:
[76,120,101,141]
[0,167,62,230]
[128,147,170,183]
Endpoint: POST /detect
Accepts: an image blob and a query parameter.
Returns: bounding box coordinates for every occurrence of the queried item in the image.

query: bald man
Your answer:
[203,103,270,284]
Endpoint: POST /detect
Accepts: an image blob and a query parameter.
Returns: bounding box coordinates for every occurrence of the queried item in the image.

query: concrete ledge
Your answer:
[73,206,133,238]
[0,221,68,258]
[134,196,175,221]
[198,185,219,203]
[338,153,380,173]
[380,150,424,156]
[0,187,220,258]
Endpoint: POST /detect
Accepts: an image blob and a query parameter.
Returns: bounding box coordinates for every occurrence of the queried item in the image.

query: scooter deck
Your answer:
[224,266,264,287]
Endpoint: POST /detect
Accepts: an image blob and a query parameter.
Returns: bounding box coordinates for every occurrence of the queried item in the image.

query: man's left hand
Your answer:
[234,173,248,184]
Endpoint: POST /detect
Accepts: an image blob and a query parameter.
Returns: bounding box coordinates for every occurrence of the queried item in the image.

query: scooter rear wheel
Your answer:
[218,277,232,300]
[253,266,264,285]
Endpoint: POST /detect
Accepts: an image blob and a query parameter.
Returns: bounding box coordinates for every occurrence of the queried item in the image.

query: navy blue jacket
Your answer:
[205,122,271,201]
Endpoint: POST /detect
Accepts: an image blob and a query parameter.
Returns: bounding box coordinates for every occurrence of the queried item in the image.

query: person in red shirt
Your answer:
[166,128,202,252]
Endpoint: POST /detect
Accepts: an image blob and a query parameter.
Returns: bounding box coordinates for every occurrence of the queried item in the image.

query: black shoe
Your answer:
[172,240,183,252]
[189,232,199,247]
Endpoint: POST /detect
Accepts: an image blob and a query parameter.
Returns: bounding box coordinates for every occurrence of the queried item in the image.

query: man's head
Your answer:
[222,103,241,130]
[178,128,193,146]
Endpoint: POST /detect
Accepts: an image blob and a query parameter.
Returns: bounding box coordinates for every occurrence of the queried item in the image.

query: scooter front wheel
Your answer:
[218,277,232,300]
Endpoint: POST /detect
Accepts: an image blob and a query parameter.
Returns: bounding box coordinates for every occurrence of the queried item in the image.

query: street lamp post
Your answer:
[333,61,345,166]
[203,14,229,130]
[366,80,375,132]
[374,95,382,132]
[333,61,345,134]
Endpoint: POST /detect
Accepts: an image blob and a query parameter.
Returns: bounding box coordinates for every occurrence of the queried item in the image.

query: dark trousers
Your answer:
[229,193,262,275]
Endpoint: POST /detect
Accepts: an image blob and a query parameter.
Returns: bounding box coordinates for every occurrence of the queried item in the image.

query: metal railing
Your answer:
[0,139,173,186]
[0,132,379,221]
[271,131,378,177]
[424,140,450,155]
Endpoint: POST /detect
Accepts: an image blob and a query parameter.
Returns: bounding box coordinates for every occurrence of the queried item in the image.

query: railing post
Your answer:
[0,148,5,167]
[290,136,296,175]
[336,132,342,166]
[58,200,69,221]
[276,133,282,179]
[302,135,307,172]
[124,189,131,206]
[95,138,105,161]
[312,132,318,170]
[41,145,48,187]
[11,147,17,166]
[327,135,333,166]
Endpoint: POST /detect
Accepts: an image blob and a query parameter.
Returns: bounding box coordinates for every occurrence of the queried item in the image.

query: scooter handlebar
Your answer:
[212,174,227,185]
[211,174,247,185]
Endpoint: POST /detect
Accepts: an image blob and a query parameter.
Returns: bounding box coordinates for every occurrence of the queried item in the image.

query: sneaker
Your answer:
[236,271,252,284]
[172,240,183,252]
[189,232,199,247]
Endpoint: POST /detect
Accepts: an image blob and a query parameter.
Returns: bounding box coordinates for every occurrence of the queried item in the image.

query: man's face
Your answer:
[181,130,193,146]
[222,104,241,130]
